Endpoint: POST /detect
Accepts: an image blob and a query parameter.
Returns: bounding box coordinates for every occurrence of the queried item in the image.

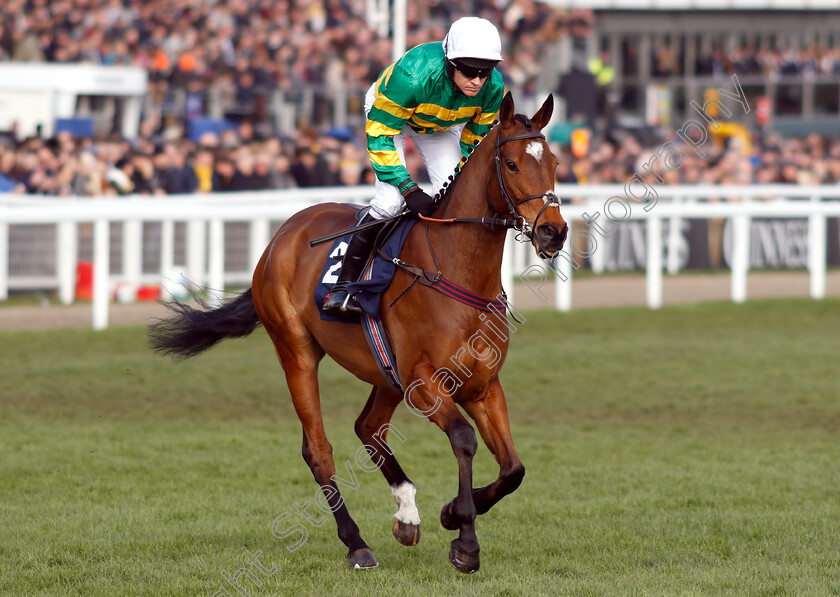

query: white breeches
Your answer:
[364,83,464,220]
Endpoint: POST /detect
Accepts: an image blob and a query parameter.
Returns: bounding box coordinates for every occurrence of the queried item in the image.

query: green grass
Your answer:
[1,299,840,596]
[1,292,62,307]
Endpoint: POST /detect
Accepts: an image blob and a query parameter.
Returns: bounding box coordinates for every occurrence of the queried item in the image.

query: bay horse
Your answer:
[148,92,568,574]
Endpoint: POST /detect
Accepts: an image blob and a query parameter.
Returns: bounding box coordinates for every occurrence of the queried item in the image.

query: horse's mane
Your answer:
[434,121,496,204]
[434,114,534,205]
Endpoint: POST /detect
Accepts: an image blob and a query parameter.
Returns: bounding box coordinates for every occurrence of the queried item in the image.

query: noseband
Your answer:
[493,129,561,250]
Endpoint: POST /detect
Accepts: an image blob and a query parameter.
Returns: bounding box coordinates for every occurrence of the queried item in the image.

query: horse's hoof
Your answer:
[393,519,421,546]
[347,548,378,569]
[440,500,458,531]
[449,540,480,574]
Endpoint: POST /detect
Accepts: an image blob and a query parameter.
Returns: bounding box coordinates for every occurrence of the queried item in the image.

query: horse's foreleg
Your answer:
[269,328,377,569]
[354,386,421,546]
[458,377,525,516]
[407,360,480,574]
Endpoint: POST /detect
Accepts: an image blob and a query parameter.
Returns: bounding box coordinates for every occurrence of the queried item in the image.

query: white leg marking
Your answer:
[391,482,420,525]
[526,141,543,163]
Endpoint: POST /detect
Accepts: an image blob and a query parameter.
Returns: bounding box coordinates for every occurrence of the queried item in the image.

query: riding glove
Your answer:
[402,185,437,217]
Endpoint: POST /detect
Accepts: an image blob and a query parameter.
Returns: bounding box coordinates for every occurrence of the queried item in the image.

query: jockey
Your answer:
[323,16,505,315]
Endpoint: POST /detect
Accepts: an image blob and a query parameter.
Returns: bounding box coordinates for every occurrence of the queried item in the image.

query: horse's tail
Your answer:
[148,288,261,360]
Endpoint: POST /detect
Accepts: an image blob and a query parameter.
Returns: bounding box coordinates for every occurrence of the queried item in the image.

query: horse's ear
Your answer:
[531,94,554,130]
[499,91,514,124]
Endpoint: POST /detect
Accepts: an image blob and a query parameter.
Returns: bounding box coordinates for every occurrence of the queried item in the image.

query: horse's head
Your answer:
[489,92,568,258]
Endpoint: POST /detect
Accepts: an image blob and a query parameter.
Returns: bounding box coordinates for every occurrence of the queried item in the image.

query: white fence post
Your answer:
[0,223,8,301]
[555,263,572,311]
[808,195,827,300]
[57,221,77,305]
[501,230,515,308]
[646,215,663,309]
[513,230,527,274]
[249,218,270,274]
[92,219,110,330]
[207,219,225,308]
[391,0,407,61]
[554,253,573,311]
[730,214,750,304]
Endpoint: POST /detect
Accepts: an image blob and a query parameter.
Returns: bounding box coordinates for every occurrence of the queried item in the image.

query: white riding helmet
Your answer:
[442,17,503,63]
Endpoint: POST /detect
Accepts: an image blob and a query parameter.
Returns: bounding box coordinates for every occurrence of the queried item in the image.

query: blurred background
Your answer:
[1,0,839,325]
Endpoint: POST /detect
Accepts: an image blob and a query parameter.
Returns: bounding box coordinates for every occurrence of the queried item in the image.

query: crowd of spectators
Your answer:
[0,0,589,195]
[649,44,840,79]
[554,130,840,190]
[7,117,840,198]
[3,0,840,196]
[1,0,585,127]
[0,123,383,195]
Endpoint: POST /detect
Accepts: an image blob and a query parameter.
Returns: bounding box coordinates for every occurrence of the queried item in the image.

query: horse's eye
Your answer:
[505,160,518,172]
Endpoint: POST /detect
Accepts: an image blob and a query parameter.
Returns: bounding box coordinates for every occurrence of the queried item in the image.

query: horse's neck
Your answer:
[429,133,508,297]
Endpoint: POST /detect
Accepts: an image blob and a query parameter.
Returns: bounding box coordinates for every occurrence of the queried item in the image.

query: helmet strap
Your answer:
[445,60,465,96]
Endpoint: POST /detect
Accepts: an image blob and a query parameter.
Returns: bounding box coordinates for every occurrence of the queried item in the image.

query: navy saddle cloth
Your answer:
[314,212,416,323]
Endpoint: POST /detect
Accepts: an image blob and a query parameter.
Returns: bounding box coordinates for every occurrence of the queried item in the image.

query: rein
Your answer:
[418,213,517,231]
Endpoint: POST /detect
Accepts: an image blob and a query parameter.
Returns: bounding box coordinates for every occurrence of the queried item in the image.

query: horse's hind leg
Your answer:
[355,386,421,546]
[266,326,377,569]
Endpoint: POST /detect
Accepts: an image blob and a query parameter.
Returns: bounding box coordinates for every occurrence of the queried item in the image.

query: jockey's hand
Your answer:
[403,186,436,217]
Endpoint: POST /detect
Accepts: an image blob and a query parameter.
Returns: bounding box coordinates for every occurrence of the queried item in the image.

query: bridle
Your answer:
[491,127,561,252]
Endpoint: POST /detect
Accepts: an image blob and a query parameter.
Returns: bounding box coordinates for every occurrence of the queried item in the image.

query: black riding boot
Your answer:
[322,213,381,315]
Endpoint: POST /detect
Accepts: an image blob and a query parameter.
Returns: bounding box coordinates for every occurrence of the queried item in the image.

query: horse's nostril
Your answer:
[536,222,568,254]
[537,223,557,240]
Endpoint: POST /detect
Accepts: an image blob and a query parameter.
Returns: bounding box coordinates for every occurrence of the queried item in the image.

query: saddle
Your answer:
[314,207,415,393]
[315,207,415,323]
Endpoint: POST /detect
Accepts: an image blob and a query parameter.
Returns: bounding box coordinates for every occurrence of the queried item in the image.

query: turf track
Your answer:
[1,299,839,596]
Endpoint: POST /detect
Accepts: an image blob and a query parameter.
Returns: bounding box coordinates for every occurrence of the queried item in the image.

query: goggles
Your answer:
[450,60,495,80]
